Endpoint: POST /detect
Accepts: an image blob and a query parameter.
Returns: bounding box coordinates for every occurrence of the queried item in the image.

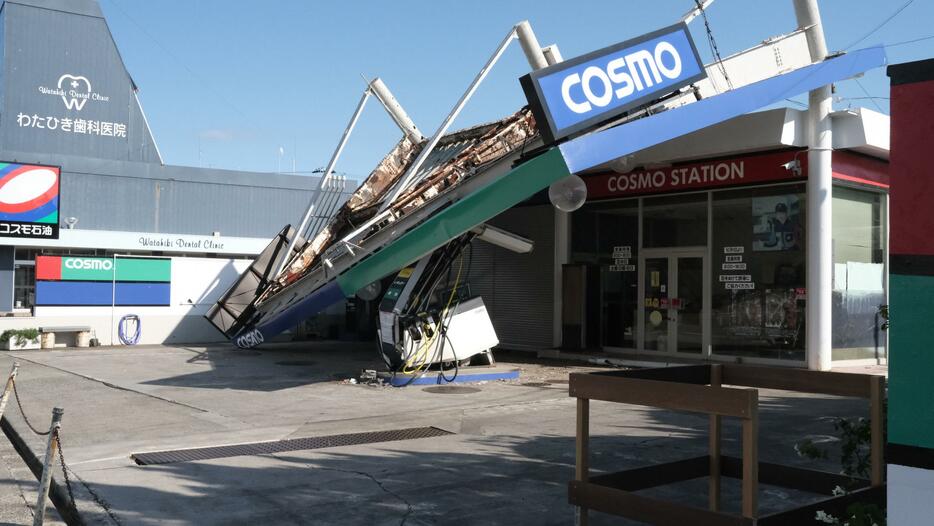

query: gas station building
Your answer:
[472,105,890,369]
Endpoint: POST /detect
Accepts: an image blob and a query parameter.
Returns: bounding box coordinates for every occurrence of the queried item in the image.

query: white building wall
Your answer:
[1,256,251,346]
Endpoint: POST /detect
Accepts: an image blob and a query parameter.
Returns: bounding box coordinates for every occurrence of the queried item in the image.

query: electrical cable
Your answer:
[884,33,934,49]
[392,236,470,387]
[853,78,886,114]
[844,0,915,51]
[118,314,141,345]
[692,0,732,91]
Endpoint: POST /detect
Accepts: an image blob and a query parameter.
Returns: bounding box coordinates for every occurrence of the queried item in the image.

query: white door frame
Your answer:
[637,246,710,357]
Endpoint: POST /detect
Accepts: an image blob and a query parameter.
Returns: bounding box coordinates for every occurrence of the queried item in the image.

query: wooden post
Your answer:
[741,390,758,519]
[870,376,884,486]
[576,397,589,526]
[0,363,19,419]
[709,364,722,511]
[33,407,63,526]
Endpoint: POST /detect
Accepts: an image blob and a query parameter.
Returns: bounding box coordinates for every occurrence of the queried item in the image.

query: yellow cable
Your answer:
[402,253,465,376]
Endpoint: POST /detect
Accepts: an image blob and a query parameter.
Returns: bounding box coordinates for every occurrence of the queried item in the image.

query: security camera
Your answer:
[64,217,78,229]
[780,159,802,177]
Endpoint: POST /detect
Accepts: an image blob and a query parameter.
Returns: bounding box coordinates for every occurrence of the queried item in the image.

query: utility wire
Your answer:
[844,0,915,50]
[853,78,886,114]
[103,0,254,122]
[693,0,733,90]
[884,33,934,49]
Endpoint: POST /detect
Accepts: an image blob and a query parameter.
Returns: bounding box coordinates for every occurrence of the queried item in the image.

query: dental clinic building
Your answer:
[0,0,351,345]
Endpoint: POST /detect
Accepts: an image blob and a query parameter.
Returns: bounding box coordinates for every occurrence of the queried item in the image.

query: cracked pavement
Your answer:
[0,343,870,525]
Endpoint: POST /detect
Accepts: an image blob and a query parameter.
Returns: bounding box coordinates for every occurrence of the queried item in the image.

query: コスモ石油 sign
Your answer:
[584,151,809,200]
[520,23,705,144]
[0,162,60,239]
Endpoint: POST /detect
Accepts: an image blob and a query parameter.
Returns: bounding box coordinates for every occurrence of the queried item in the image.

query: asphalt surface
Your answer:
[0,342,873,525]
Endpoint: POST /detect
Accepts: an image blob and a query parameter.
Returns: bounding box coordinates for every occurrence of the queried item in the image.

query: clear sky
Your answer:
[99,0,934,178]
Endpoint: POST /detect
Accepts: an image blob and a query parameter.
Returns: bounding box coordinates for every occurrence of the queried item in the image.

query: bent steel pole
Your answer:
[370,78,424,143]
[275,88,372,278]
[794,0,833,371]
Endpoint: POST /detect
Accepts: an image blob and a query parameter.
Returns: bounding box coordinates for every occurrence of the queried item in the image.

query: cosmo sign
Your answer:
[520,23,705,144]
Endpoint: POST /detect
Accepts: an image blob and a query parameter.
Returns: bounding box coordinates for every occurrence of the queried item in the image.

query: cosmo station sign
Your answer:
[521,23,705,144]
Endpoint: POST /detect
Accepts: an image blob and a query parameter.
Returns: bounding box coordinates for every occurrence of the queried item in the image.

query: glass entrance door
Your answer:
[640,250,707,355]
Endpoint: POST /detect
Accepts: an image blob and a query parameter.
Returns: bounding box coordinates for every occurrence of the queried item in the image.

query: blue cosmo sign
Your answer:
[520,23,705,144]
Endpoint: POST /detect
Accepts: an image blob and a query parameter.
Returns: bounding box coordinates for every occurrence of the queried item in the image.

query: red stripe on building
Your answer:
[35,255,61,281]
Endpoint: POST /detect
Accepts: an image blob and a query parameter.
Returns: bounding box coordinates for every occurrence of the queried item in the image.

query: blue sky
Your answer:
[100,0,934,178]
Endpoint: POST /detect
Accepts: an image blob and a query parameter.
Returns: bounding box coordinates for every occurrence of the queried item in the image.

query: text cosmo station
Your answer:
[606,160,746,194]
[0,0,354,346]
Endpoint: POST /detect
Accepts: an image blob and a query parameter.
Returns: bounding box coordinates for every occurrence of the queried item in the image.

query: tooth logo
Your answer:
[57,74,91,111]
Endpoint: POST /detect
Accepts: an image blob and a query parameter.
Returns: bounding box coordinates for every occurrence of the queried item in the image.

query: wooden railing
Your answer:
[569,364,885,525]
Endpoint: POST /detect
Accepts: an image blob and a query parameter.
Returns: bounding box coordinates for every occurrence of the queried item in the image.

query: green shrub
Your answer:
[0,328,40,347]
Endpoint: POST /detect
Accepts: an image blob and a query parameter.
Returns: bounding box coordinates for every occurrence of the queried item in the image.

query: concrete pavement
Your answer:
[0,343,872,525]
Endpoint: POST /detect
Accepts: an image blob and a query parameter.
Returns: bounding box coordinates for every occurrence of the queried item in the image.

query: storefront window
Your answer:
[710,184,806,361]
[571,199,639,348]
[13,248,38,310]
[832,186,886,361]
[642,194,707,248]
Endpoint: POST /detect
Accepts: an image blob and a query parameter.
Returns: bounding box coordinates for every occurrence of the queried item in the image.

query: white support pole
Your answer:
[275,88,372,278]
[379,24,522,210]
[542,41,568,349]
[516,21,548,70]
[369,78,424,143]
[794,0,832,371]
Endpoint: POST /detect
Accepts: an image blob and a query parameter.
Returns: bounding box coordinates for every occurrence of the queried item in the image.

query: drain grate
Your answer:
[521,382,551,387]
[423,386,481,394]
[545,378,569,384]
[132,426,453,466]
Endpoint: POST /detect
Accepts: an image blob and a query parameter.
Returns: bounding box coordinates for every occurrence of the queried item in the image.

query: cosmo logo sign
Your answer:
[520,23,705,143]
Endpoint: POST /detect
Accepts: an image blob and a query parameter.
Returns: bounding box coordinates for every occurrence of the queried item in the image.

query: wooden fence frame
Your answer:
[568,364,885,525]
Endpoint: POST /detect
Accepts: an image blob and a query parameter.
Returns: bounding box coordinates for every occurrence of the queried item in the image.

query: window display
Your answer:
[711,184,807,361]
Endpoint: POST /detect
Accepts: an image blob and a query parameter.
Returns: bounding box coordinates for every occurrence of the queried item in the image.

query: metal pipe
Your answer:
[134,91,165,165]
[379,25,520,211]
[516,21,548,70]
[369,78,424,143]
[275,89,372,278]
[0,363,18,419]
[794,0,832,371]
[33,407,63,526]
[680,0,717,24]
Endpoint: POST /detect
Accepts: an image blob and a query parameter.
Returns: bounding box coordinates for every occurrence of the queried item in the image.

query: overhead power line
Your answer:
[845,0,915,50]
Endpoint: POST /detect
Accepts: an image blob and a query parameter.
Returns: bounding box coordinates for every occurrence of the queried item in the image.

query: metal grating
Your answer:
[132,426,453,466]
[422,386,481,394]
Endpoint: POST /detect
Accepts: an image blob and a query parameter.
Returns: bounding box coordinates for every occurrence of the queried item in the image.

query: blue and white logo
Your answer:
[521,23,705,143]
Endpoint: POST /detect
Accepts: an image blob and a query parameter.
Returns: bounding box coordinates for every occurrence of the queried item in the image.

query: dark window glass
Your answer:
[711,184,806,361]
[643,193,707,248]
[571,199,639,348]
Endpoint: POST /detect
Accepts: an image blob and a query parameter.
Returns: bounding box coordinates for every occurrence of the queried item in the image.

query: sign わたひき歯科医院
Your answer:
[0,162,60,239]
[520,23,705,144]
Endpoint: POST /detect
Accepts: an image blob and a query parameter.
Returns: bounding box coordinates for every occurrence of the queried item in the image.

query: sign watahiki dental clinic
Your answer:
[520,23,705,144]
[0,162,60,239]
